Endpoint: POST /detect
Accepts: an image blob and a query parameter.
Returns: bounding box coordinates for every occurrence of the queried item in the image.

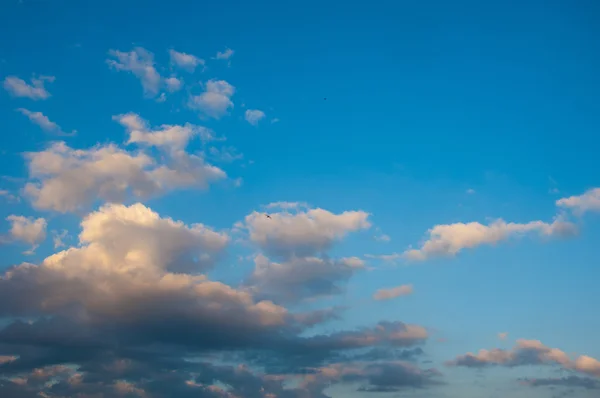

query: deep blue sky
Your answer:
[0,1,599,397]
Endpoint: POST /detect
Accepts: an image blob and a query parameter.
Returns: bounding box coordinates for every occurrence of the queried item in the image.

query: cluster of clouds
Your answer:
[3,43,600,398]
[0,201,439,397]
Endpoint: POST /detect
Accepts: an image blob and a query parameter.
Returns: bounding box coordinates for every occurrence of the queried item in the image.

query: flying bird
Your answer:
[265,214,272,219]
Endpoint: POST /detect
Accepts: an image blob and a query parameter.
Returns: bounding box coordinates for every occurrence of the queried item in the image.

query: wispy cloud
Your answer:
[17,108,76,136]
[3,75,54,100]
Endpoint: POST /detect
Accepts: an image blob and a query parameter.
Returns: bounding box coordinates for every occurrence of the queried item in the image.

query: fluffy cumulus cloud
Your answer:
[557,187,600,215]
[169,49,205,72]
[3,75,54,100]
[244,109,266,126]
[373,284,413,301]
[23,114,227,213]
[238,205,371,303]
[242,205,371,259]
[0,203,436,398]
[188,79,235,119]
[5,215,47,254]
[447,339,600,379]
[404,217,577,261]
[16,108,76,136]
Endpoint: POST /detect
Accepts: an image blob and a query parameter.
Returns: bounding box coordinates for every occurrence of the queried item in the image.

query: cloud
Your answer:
[3,75,54,100]
[5,215,47,254]
[248,254,365,303]
[214,48,234,61]
[374,233,391,242]
[164,76,183,93]
[520,376,600,390]
[466,188,475,194]
[498,332,508,340]
[208,146,243,163]
[447,339,600,378]
[557,188,600,215]
[404,217,577,261]
[169,49,205,72]
[107,47,162,97]
[364,252,402,263]
[51,229,69,249]
[241,206,371,259]
[114,112,218,149]
[373,284,413,301]
[23,136,226,213]
[188,80,235,119]
[0,189,20,203]
[0,202,433,398]
[245,109,266,126]
[16,108,76,136]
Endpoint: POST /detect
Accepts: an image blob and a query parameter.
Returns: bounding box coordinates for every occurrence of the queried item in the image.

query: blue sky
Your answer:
[0,0,599,397]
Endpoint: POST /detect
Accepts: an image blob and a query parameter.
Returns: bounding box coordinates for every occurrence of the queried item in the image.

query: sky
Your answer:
[0,0,599,397]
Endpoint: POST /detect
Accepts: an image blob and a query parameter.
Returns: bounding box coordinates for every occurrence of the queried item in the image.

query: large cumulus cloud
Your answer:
[0,203,436,398]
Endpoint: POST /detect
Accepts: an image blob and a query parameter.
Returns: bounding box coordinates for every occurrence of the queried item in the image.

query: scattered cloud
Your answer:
[466,188,475,194]
[208,146,243,163]
[168,49,205,72]
[373,284,413,301]
[520,375,600,390]
[188,79,235,119]
[215,48,234,60]
[271,117,280,124]
[164,76,183,93]
[16,108,76,136]
[375,233,391,242]
[0,189,20,203]
[51,229,69,249]
[3,75,54,100]
[107,47,162,97]
[365,252,403,263]
[557,187,600,215]
[447,339,600,378]
[5,214,47,254]
[498,332,508,340]
[404,217,577,261]
[245,109,266,126]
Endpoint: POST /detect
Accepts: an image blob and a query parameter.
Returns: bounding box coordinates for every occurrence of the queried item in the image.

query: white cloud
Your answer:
[373,284,413,301]
[23,124,226,213]
[107,47,162,97]
[214,48,234,60]
[242,207,371,259]
[188,79,235,119]
[466,188,475,194]
[271,118,280,124]
[375,233,391,242]
[3,75,54,100]
[6,214,47,254]
[169,49,205,72]
[114,112,218,149]
[404,217,577,261]
[209,146,243,163]
[556,188,600,215]
[245,109,266,126]
[498,332,508,340]
[164,76,183,93]
[16,108,76,136]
